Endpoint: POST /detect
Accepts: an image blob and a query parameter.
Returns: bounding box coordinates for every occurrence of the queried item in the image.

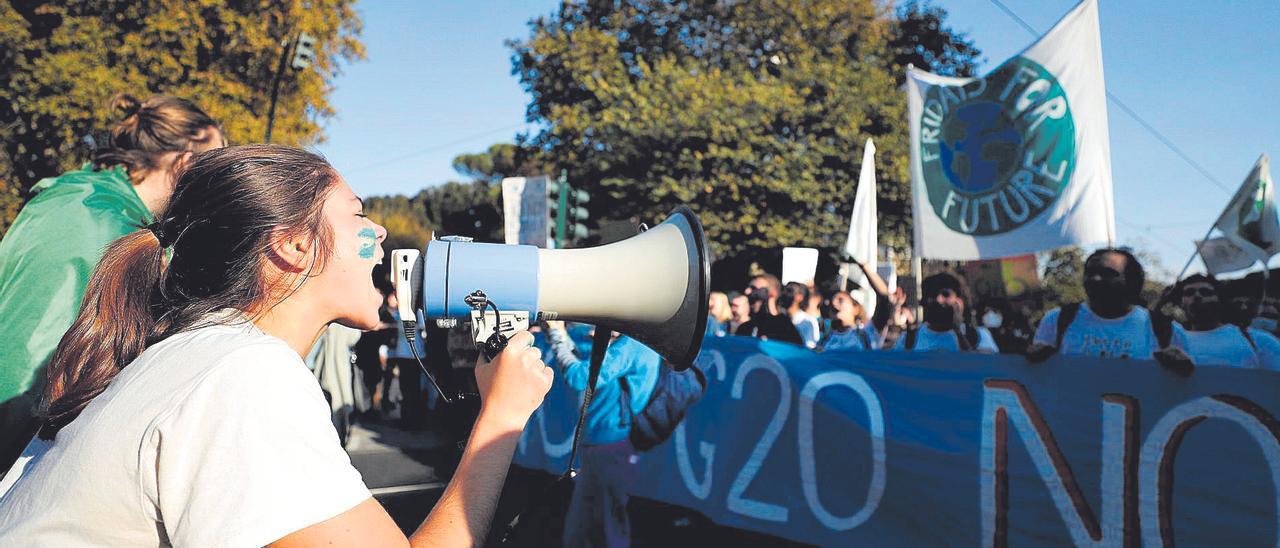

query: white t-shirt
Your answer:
[0,320,370,547]
[1172,324,1280,371]
[791,311,821,349]
[1033,304,1181,360]
[893,325,999,353]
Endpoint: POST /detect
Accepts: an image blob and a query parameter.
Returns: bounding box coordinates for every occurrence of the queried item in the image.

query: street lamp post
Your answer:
[265,32,317,143]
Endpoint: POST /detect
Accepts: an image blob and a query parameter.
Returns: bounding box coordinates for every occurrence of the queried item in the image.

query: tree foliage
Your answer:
[365,178,506,253]
[0,0,364,233]
[509,0,978,257]
[451,143,537,182]
[1038,246,1087,315]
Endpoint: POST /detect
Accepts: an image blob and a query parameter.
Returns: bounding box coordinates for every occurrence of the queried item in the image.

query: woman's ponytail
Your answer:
[37,230,166,439]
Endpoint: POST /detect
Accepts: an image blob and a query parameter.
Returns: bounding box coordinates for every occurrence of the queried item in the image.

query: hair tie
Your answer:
[143,221,174,249]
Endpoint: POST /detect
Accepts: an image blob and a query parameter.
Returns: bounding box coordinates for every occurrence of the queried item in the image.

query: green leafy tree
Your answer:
[509,0,978,257]
[1039,246,1087,316]
[366,152,508,254]
[0,1,364,234]
[418,180,504,243]
[889,0,983,79]
[364,194,428,253]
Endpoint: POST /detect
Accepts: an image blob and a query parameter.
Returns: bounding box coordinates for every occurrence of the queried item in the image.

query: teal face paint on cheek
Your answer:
[357,227,378,259]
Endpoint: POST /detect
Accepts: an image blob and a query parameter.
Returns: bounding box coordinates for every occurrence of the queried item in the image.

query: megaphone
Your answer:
[391,206,710,370]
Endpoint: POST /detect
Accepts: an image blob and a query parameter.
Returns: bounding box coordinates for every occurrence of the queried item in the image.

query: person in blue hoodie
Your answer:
[544,321,660,548]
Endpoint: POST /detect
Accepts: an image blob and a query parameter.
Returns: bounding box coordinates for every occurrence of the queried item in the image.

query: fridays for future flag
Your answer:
[908,0,1115,259]
[1212,154,1279,262]
[844,139,879,317]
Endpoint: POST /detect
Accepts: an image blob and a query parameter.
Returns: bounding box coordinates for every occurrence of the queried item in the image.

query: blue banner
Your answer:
[515,335,1280,546]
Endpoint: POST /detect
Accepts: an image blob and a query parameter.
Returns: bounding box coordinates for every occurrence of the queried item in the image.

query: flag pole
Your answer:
[1175,222,1218,281]
[1262,255,1271,304]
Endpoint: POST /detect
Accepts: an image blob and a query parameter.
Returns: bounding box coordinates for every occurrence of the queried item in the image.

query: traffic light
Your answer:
[291,32,317,70]
[547,171,590,248]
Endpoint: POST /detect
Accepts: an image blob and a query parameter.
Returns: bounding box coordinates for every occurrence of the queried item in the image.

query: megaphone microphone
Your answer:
[391,205,711,371]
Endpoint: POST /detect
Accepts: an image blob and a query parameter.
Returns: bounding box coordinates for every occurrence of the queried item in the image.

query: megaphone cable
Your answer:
[563,327,613,478]
[400,318,478,406]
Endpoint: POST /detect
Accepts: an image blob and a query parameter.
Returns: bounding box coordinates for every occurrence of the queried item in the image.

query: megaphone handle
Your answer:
[565,327,613,476]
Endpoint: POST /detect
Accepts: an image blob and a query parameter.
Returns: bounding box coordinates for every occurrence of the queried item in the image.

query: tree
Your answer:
[888,1,983,79]
[509,0,978,258]
[417,180,504,243]
[1038,246,1086,315]
[0,1,364,234]
[365,152,508,255]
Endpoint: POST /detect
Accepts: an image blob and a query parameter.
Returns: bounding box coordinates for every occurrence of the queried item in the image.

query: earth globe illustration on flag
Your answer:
[937,102,1023,193]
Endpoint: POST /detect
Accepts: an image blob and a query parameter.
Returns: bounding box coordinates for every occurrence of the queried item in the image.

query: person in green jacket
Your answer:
[0,94,224,469]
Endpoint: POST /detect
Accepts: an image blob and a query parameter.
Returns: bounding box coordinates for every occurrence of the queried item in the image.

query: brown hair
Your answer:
[93,94,223,184]
[39,145,339,439]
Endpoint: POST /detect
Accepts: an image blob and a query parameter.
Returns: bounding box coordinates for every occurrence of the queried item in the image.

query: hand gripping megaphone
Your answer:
[390,206,710,371]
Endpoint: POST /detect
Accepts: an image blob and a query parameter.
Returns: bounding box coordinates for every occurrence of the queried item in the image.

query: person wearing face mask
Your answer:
[1026,248,1190,369]
[1167,274,1280,371]
[893,272,998,353]
[980,302,1032,354]
[734,274,803,345]
[1224,295,1256,328]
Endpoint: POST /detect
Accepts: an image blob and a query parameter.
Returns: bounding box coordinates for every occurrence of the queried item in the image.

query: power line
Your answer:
[1116,217,1188,257]
[345,122,535,174]
[986,0,1232,195]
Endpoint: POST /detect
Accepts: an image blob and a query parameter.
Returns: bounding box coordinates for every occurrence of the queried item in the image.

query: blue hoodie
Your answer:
[547,330,661,445]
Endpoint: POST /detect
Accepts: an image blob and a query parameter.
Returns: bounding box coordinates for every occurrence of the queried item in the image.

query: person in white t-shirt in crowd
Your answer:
[820,291,879,351]
[1026,247,1190,370]
[894,272,998,353]
[782,282,821,348]
[1168,274,1280,371]
[0,146,554,547]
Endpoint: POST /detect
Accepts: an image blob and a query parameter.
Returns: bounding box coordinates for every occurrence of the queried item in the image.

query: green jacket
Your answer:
[0,165,151,415]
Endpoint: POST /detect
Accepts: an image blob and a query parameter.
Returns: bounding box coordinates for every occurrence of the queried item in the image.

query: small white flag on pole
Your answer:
[1196,237,1257,276]
[1213,154,1278,262]
[844,139,879,318]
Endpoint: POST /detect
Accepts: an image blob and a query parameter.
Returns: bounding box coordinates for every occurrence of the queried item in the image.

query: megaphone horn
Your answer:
[392,206,711,370]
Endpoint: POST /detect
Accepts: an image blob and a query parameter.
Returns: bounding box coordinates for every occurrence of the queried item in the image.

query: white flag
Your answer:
[844,139,879,318]
[908,0,1114,259]
[1196,237,1257,276]
[1214,154,1278,261]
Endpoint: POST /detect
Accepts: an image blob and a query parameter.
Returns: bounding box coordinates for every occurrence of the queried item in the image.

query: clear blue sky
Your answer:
[316,0,1280,279]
